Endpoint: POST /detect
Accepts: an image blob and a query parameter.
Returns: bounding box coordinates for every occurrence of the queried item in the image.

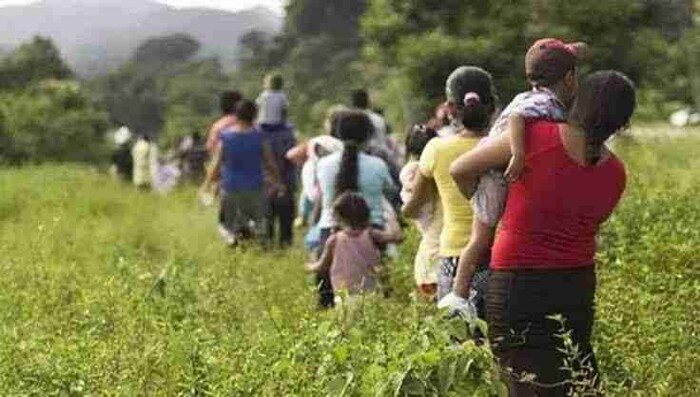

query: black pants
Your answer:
[265,193,295,247]
[316,228,335,308]
[486,267,598,397]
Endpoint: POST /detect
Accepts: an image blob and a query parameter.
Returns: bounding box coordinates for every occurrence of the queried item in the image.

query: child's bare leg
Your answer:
[453,217,495,299]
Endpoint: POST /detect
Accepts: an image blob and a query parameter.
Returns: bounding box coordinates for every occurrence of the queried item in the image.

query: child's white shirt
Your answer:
[256,90,288,124]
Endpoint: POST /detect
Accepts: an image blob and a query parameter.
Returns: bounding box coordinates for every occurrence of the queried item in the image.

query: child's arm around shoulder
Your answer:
[504,112,526,182]
[305,234,337,273]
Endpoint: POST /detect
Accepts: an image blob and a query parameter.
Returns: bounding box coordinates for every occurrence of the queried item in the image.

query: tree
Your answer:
[0,36,72,91]
[641,0,694,40]
[94,33,231,143]
[133,34,201,66]
[0,80,108,164]
[286,0,366,44]
[361,0,698,124]
[98,63,165,136]
[161,58,230,144]
[239,30,273,66]
[233,0,368,134]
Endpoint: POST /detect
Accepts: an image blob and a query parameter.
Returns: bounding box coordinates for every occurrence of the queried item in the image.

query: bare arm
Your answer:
[201,144,222,192]
[453,217,495,298]
[311,197,322,225]
[401,171,436,219]
[306,234,336,273]
[205,123,220,154]
[504,113,526,182]
[371,221,403,245]
[285,141,308,166]
[508,113,526,159]
[449,132,512,199]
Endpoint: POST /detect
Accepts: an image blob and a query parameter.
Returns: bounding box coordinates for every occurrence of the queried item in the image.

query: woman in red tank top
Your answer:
[450,71,636,396]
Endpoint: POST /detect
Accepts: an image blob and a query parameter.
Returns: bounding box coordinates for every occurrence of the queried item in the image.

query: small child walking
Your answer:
[306,192,402,306]
[399,124,441,299]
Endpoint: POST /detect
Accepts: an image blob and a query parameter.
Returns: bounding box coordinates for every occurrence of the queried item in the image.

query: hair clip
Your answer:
[463,92,481,107]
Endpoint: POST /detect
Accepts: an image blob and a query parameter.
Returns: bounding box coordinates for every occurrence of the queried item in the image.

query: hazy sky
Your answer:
[0,0,285,14]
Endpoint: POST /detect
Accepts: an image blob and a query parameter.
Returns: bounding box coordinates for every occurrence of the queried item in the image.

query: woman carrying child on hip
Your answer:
[402,66,498,305]
[443,38,587,316]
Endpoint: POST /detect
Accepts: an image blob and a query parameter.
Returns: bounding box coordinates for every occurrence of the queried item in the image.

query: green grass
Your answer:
[0,131,698,395]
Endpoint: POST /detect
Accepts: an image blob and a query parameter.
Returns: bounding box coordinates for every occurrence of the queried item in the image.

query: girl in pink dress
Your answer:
[306,192,402,300]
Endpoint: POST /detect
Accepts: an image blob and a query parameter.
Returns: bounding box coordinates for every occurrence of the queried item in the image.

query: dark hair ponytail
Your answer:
[460,92,492,132]
[569,71,636,166]
[405,124,437,157]
[332,110,373,196]
[585,127,608,166]
[445,66,498,134]
[335,141,360,194]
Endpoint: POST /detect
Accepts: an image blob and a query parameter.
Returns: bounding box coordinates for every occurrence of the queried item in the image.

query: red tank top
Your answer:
[491,121,626,270]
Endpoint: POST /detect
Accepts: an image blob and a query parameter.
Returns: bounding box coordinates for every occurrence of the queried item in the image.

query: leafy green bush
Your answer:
[0,129,698,395]
[0,165,506,396]
[0,80,108,164]
[0,36,72,91]
[362,0,696,128]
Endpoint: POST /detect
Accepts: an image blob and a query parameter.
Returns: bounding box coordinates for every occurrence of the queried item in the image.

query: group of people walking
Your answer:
[200,38,637,396]
[111,128,199,193]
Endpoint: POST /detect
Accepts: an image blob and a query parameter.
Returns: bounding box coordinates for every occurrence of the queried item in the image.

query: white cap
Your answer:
[113,126,132,145]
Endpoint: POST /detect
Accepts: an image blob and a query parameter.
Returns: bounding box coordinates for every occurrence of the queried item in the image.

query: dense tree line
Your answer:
[236,0,698,132]
[92,33,230,145]
[1,1,698,164]
[0,33,232,164]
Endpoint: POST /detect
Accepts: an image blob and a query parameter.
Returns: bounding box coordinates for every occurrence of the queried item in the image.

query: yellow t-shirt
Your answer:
[419,135,480,257]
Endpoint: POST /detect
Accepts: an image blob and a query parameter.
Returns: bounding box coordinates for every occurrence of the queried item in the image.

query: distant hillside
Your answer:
[0,0,283,76]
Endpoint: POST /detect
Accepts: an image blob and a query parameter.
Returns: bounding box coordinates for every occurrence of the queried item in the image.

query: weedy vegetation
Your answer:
[0,130,698,396]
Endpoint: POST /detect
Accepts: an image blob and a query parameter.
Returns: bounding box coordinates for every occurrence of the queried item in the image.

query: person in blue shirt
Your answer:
[202,100,283,246]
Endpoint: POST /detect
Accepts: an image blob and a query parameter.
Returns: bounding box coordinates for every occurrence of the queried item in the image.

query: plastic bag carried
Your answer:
[437,291,478,326]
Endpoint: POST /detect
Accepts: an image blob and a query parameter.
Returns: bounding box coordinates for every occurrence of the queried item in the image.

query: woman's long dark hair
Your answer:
[331,110,373,196]
[569,71,636,165]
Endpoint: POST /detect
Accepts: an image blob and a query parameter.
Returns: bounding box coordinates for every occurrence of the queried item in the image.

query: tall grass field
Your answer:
[0,131,698,396]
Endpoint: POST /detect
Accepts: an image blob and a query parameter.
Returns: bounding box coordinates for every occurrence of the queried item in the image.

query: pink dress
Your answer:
[331,229,382,294]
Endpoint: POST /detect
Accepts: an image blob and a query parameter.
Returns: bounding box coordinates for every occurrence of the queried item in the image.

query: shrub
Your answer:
[0,80,108,164]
